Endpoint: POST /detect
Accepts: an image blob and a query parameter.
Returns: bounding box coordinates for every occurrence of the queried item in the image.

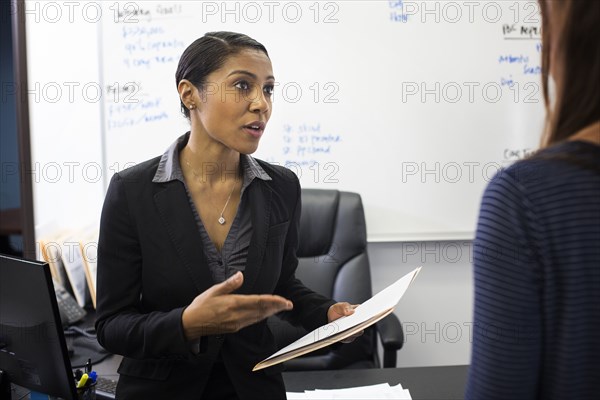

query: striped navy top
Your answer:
[466,141,600,399]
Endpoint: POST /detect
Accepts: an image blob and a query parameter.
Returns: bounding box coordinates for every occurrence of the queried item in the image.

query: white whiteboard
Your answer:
[27,1,544,241]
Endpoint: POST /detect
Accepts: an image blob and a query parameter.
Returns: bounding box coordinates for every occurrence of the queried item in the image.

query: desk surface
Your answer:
[95,355,467,400]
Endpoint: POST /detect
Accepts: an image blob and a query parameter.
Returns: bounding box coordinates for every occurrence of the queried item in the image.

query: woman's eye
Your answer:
[235,81,250,90]
[264,85,274,96]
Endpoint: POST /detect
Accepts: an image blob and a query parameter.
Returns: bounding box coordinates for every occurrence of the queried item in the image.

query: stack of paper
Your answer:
[38,225,100,309]
[79,229,99,308]
[286,383,412,399]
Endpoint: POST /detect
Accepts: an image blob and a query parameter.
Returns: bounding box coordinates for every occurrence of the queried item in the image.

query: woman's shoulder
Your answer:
[254,158,300,186]
[498,141,600,188]
[111,155,162,185]
[482,141,600,215]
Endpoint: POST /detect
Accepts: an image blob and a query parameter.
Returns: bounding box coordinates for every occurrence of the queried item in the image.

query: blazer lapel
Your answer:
[153,181,214,293]
[241,181,272,293]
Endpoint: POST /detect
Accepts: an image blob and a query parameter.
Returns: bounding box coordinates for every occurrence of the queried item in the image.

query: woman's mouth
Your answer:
[242,121,266,138]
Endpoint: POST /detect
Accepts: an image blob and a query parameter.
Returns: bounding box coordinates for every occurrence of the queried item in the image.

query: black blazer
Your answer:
[95,155,335,399]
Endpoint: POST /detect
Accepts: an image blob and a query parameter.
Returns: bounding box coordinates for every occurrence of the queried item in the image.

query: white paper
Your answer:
[265,267,422,362]
[79,229,99,308]
[286,383,412,400]
[44,239,68,287]
[285,392,307,399]
[59,237,88,307]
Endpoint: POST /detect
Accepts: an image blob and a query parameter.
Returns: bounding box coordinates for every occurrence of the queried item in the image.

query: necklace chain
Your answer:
[217,181,237,225]
[185,159,238,225]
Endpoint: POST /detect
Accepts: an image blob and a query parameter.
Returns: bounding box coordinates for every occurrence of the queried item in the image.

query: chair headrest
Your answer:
[298,189,340,257]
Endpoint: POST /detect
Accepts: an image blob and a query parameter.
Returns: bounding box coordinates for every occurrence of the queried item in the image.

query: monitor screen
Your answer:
[0,254,77,399]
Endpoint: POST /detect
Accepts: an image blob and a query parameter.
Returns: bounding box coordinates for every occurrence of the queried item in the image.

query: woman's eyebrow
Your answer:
[227,70,275,81]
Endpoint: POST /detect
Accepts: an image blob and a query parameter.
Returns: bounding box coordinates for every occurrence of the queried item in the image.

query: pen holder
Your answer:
[76,381,96,400]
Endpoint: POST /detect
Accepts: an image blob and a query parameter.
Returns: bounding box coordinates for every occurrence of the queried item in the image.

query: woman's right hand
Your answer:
[181,271,293,340]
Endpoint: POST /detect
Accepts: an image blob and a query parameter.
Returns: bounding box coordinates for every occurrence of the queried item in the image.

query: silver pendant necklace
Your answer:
[185,159,237,225]
[218,181,237,225]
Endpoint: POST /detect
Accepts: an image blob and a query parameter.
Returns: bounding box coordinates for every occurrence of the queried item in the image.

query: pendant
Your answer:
[218,216,226,225]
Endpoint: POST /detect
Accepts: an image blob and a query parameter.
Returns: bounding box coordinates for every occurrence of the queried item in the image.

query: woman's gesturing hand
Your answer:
[181,271,293,340]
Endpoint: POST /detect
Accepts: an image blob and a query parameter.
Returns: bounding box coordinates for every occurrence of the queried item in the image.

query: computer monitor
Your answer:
[0,254,78,400]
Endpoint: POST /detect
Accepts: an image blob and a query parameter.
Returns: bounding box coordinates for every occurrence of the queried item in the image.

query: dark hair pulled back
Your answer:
[175,31,269,119]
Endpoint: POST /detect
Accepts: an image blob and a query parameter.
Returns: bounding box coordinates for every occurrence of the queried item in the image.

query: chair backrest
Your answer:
[296,189,372,305]
[269,189,377,370]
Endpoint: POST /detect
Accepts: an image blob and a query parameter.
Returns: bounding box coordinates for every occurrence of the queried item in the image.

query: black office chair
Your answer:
[269,189,404,370]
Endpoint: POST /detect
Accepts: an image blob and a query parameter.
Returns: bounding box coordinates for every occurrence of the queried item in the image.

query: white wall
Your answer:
[26,9,105,236]
[369,241,473,367]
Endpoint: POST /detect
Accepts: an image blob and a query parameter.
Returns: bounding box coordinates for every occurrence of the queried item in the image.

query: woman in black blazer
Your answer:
[95,32,356,399]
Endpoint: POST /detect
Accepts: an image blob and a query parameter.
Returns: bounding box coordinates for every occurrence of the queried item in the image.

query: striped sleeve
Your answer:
[465,170,543,399]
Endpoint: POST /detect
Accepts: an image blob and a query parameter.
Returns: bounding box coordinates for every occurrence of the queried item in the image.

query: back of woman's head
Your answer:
[175,32,269,119]
[539,0,600,146]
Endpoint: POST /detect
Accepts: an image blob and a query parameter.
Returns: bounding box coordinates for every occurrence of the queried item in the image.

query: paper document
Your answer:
[287,382,411,399]
[80,231,99,309]
[39,237,70,288]
[254,267,421,371]
[59,238,88,308]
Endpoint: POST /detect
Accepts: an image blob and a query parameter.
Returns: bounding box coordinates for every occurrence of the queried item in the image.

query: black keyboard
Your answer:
[95,376,118,399]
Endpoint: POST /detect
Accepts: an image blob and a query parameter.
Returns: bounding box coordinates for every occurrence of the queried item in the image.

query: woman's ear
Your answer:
[178,79,197,110]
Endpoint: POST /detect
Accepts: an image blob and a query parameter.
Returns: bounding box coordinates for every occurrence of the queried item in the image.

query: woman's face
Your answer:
[192,49,274,155]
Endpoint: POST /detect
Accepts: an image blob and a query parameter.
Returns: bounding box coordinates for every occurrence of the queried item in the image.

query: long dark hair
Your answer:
[175,32,269,119]
[539,0,600,147]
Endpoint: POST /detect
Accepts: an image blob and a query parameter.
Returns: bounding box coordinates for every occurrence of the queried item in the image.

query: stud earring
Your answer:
[189,104,195,110]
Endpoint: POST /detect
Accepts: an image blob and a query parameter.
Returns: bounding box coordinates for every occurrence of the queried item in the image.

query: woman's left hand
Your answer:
[327,302,363,343]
